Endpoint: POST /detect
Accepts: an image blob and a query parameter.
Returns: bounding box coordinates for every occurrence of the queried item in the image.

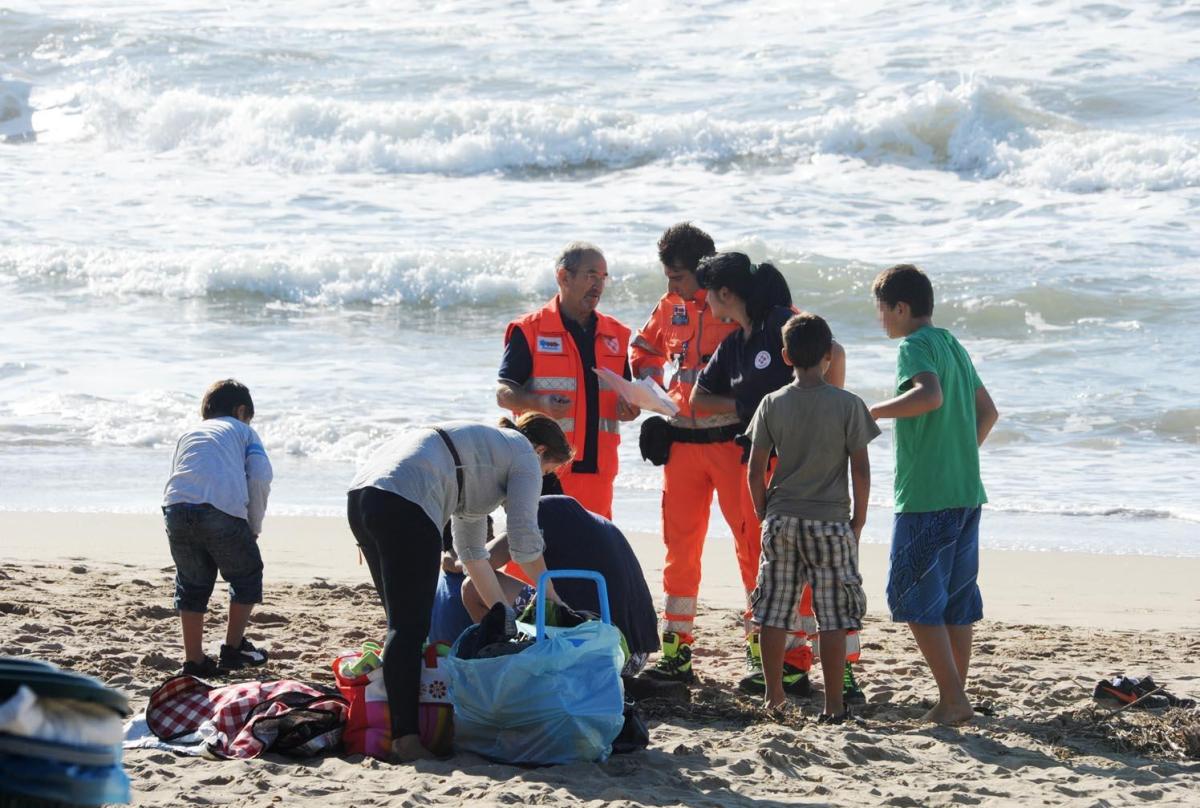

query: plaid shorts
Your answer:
[751,515,866,633]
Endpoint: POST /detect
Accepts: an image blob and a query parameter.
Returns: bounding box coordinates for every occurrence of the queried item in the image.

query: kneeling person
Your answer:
[746,314,879,719]
[462,495,659,675]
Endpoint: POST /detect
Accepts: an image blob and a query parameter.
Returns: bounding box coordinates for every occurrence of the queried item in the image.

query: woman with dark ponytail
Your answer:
[346,414,573,761]
[646,252,863,703]
[692,253,845,425]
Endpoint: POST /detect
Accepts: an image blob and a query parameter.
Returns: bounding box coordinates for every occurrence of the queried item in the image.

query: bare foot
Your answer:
[763,686,788,713]
[390,734,436,763]
[921,699,975,726]
[763,692,794,721]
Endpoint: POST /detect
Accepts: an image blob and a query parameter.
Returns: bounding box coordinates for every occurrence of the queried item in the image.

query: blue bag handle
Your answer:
[534,569,611,642]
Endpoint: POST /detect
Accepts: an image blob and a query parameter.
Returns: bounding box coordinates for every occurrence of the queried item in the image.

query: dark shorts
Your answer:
[164,504,263,613]
[886,506,983,625]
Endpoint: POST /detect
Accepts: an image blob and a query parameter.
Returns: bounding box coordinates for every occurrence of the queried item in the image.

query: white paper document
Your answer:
[593,367,680,416]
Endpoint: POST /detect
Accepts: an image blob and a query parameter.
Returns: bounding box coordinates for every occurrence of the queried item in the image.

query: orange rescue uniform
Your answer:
[631,291,755,643]
[505,296,630,519]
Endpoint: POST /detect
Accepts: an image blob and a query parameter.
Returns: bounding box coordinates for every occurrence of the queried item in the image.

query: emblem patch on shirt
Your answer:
[537,336,564,354]
[754,350,772,370]
[601,336,620,354]
[671,305,689,325]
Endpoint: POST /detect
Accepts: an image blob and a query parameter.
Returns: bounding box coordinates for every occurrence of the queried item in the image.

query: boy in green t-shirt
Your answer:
[869,265,999,726]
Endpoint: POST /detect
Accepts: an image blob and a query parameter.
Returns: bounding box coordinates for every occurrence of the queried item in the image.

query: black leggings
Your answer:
[346,487,442,738]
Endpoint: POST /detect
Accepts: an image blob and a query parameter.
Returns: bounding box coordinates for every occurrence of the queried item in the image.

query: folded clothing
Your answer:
[0,657,129,717]
[0,685,125,748]
[0,659,132,806]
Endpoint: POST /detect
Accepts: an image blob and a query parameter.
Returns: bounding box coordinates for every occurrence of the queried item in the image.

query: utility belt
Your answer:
[668,423,742,445]
[638,417,742,467]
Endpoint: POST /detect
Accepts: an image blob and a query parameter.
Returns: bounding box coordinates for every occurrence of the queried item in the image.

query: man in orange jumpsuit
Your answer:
[497,242,639,518]
[635,229,864,702]
[629,223,765,682]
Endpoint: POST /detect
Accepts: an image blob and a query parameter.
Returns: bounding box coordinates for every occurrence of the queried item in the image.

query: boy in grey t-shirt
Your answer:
[747,313,880,719]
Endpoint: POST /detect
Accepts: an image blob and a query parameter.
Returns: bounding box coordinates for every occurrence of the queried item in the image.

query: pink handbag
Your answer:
[331,652,390,760]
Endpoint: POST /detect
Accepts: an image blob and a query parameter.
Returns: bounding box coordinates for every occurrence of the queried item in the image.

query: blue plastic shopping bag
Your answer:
[443,570,625,765]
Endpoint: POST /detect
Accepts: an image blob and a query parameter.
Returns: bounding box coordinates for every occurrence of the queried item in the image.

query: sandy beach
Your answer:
[3,511,1199,807]
[8,3,1200,806]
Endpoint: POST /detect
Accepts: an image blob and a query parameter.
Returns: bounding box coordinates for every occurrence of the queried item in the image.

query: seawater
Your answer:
[2,1,1198,556]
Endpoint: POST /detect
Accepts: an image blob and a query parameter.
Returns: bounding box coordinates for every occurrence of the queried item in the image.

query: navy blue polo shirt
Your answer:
[535,496,658,655]
[427,495,660,653]
[499,317,632,475]
[695,305,794,428]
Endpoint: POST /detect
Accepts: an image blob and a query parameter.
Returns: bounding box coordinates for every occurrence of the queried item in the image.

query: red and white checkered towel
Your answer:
[146,675,348,759]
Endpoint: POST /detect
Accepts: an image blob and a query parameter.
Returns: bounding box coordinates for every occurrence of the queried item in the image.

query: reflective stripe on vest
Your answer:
[529,377,577,392]
[676,367,700,384]
[508,297,630,475]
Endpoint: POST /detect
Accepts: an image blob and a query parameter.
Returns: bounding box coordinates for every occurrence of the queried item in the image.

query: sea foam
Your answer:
[2,244,1193,337]
[52,76,1200,192]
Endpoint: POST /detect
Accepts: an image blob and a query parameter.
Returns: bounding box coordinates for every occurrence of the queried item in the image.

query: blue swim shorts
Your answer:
[886,506,983,625]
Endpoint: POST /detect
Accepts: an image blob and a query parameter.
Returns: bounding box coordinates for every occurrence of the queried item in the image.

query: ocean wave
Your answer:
[1152,408,1200,443]
[45,75,1200,191]
[3,389,383,463]
[0,246,558,307]
[808,79,1200,192]
[0,362,39,380]
[985,502,1200,525]
[2,245,1190,335]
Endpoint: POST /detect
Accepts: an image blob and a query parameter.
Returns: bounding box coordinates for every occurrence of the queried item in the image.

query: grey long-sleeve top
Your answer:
[348,421,545,564]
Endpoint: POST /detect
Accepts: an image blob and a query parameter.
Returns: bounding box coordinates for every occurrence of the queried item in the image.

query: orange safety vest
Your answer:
[505,296,630,477]
[630,290,738,424]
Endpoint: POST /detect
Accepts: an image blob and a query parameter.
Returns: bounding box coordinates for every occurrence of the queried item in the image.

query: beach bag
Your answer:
[331,648,390,760]
[417,643,454,756]
[444,570,625,765]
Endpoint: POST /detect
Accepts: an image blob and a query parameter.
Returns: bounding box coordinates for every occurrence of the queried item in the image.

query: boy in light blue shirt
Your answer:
[163,379,273,677]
